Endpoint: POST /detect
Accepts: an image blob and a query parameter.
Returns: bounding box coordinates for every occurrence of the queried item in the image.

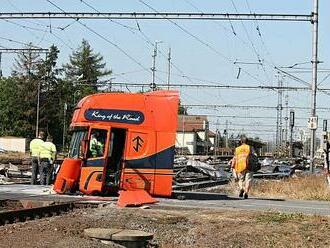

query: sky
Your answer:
[1,0,329,142]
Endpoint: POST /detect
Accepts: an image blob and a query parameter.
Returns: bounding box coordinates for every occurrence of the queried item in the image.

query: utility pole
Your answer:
[225,120,229,148]
[276,74,283,155]
[0,52,2,77]
[62,103,67,150]
[36,51,49,137]
[322,120,330,185]
[214,119,220,156]
[204,120,209,155]
[35,80,40,137]
[167,47,171,90]
[309,0,319,173]
[284,78,289,143]
[182,114,185,155]
[151,41,162,90]
[284,82,289,145]
[290,110,295,157]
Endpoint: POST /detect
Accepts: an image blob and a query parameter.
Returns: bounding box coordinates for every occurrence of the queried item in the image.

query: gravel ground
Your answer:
[0,204,330,247]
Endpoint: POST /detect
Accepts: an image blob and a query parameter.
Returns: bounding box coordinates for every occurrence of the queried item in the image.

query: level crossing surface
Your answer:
[0,185,329,216]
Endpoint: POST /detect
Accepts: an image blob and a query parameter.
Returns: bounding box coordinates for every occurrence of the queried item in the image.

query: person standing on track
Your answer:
[231,135,254,199]
[29,131,45,185]
[39,135,57,185]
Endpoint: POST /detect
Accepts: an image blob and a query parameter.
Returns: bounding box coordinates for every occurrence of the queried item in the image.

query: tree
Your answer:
[36,45,66,143]
[0,44,65,141]
[6,44,45,138]
[0,77,23,136]
[12,43,42,77]
[64,39,111,97]
[0,40,113,147]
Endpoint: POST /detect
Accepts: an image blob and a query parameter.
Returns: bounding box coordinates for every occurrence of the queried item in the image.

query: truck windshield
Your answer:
[68,130,87,158]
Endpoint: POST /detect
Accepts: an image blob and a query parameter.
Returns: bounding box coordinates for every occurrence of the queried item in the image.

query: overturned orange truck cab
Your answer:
[54,90,179,197]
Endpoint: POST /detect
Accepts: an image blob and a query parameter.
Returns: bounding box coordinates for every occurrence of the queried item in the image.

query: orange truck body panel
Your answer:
[54,90,179,197]
[53,158,81,194]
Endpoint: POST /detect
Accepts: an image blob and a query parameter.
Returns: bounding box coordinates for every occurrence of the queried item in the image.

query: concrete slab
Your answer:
[111,230,154,241]
[84,228,153,242]
[84,228,123,240]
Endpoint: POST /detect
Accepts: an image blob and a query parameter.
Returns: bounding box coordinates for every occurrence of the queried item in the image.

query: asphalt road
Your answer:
[160,191,330,216]
[1,185,330,216]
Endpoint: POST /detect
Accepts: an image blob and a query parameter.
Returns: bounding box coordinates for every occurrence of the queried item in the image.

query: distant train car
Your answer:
[54,90,179,197]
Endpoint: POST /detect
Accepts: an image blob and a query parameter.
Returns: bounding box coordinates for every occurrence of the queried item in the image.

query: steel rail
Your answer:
[0,201,98,226]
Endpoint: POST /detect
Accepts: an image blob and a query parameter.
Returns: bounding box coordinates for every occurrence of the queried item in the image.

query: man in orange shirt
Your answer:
[231,135,254,199]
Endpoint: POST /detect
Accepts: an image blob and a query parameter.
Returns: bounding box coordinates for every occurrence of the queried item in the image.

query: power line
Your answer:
[206,114,307,120]
[77,0,184,85]
[136,0,279,88]
[78,0,259,95]
[46,0,152,76]
[79,0,139,32]
[0,12,312,21]
[245,0,276,67]
[79,80,330,92]
[0,36,44,49]
[96,81,309,91]
[183,104,330,111]
[230,0,271,83]
[2,18,73,51]
[0,48,48,53]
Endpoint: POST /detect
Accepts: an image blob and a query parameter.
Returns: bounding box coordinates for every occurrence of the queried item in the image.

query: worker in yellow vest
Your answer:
[30,131,45,185]
[39,135,57,185]
[231,135,254,199]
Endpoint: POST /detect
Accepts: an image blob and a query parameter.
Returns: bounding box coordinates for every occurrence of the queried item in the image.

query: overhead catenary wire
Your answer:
[77,0,192,86]
[230,0,271,83]
[79,0,139,33]
[180,0,278,105]
[0,36,44,49]
[183,104,330,111]
[137,0,271,87]
[2,17,74,50]
[77,0,227,107]
[46,0,157,80]
[244,0,276,67]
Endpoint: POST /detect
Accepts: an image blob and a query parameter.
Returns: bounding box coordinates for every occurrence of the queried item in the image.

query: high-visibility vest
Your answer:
[30,138,44,157]
[39,141,57,160]
[234,144,250,173]
[89,138,104,157]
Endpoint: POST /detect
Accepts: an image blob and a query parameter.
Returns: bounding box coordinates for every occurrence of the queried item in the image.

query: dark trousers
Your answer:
[31,157,39,185]
[40,159,52,185]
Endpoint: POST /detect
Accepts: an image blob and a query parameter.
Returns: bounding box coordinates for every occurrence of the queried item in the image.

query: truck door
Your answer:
[79,127,109,195]
[104,128,127,191]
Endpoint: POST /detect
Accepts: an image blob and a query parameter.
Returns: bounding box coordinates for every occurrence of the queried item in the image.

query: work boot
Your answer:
[243,192,248,199]
[239,189,244,198]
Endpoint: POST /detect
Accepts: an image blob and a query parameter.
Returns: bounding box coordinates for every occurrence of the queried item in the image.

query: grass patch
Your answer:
[211,174,330,201]
[251,175,330,201]
[256,212,305,223]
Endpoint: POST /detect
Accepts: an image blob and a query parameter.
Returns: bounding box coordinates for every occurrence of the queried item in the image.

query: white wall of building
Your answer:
[176,132,195,154]
[0,137,27,153]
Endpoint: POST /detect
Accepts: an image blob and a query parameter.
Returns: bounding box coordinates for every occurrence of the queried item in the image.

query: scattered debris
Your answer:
[174,158,229,189]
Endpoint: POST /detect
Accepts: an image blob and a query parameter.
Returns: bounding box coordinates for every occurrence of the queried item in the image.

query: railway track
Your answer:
[0,200,98,226]
[173,179,228,191]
